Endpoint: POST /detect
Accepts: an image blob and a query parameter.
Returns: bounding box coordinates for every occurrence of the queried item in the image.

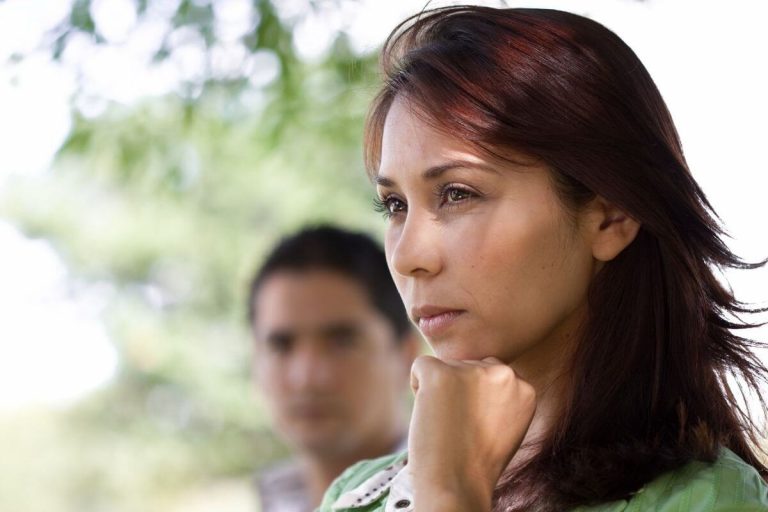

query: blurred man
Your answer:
[248,225,419,512]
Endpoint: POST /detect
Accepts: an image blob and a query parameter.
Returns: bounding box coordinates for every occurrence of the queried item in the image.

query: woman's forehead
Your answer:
[379,98,542,179]
[380,100,481,169]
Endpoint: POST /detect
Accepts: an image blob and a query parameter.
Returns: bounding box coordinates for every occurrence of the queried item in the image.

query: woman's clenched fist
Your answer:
[408,355,537,512]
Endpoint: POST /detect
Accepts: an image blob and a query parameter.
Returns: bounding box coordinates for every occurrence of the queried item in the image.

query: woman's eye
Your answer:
[443,186,473,204]
[373,196,407,218]
[386,197,406,213]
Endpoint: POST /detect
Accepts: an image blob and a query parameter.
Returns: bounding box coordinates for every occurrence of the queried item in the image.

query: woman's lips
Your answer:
[417,310,464,337]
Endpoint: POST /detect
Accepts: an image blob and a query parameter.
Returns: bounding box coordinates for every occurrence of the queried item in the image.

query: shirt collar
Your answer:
[332,453,414,512]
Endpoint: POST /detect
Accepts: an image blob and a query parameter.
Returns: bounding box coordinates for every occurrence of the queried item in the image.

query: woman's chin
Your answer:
[429,334,520,364]
[431,341,492,362]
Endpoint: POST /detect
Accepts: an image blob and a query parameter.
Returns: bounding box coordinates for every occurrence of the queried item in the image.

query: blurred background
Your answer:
[0,0,766,510]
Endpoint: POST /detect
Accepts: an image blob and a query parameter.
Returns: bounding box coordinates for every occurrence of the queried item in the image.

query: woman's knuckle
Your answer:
[518,381,537,404]
[485,364,512,384]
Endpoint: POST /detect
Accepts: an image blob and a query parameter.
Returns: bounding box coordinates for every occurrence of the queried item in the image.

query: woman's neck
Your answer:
[506,304,583,470]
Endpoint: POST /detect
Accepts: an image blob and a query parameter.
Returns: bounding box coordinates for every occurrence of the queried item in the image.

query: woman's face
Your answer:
[376,98,599,365]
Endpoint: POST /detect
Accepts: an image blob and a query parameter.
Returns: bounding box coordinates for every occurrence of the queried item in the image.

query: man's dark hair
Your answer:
[247,225,411,340]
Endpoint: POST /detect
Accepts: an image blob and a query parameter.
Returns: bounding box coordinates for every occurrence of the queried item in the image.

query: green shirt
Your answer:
[318,448,768,511]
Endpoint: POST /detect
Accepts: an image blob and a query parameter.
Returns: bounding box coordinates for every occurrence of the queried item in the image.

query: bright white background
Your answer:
[0,0,766,410]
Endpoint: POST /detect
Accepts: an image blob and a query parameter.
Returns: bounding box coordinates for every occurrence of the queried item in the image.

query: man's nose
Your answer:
[285,342,334,391]
[389,212,443,278]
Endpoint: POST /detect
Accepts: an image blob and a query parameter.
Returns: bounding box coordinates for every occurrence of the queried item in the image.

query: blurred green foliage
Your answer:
[0,1,388,510]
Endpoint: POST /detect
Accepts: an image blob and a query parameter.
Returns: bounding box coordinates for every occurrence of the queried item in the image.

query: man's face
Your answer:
[252,269,412,457]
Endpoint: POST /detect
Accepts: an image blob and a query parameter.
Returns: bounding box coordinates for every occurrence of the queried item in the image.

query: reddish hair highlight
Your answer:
[364,6,767,511]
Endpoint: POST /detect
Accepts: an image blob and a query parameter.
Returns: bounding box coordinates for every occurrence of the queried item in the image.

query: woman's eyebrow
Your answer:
[374,174,396,187]
[375,160,499,187]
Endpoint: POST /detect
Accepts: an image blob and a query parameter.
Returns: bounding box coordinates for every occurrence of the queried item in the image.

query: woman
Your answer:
[320,6,768,511]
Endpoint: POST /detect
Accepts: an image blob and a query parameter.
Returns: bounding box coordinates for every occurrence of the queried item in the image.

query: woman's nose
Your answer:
[388,213,443,278]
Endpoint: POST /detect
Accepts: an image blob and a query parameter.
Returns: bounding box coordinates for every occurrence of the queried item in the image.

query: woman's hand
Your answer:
[408,355,537,512]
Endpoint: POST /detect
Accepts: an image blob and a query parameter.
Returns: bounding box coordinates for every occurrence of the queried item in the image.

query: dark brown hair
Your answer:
[364,6,767,511]
[247,225,410,339]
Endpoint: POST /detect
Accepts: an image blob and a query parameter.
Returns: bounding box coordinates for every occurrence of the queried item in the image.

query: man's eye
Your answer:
[268,337,293,354]
[325,327,359,350]
[331,333,357,349]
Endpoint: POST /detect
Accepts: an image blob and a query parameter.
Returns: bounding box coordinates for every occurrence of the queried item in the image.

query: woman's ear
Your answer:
[584,196,641,262]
